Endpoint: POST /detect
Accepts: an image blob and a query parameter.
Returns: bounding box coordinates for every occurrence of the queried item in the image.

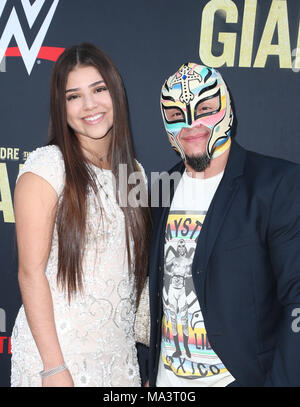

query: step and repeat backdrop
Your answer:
[0,0,299,387]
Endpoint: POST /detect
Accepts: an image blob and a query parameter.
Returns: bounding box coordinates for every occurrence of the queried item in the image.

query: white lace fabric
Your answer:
[11,145,141,387]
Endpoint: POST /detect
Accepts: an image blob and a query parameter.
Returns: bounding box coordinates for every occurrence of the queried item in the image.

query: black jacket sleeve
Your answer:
[265,165,300,386]
[136,342,149,386]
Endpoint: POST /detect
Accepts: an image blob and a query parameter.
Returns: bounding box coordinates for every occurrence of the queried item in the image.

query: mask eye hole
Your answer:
[162,106,185,124]
[194,92,221,120]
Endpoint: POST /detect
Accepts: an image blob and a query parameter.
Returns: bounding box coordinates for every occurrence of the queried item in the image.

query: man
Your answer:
[145,62,300,386]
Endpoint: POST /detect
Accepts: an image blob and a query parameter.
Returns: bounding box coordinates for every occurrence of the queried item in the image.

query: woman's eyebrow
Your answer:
[88,80,104,88]
[65,80,104,93]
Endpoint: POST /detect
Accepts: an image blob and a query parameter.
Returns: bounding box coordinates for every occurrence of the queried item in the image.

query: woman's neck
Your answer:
[80,143,111,169]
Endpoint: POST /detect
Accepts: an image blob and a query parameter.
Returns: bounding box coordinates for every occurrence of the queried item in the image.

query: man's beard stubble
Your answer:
[185,153,211,172]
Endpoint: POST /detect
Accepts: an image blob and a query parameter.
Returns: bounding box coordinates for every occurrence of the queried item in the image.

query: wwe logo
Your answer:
[0,0,60,75]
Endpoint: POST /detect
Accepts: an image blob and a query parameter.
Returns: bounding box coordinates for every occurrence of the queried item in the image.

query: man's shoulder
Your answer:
[163,141,300,179]
[242,144,300,177]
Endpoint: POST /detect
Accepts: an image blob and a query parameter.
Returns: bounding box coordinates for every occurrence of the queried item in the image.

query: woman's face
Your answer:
[65,65,113,147]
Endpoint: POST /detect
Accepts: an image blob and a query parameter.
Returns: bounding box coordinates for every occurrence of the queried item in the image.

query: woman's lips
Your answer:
[82,113,104,125]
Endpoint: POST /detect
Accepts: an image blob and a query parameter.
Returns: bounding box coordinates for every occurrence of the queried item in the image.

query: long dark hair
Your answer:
[48,43,151,304]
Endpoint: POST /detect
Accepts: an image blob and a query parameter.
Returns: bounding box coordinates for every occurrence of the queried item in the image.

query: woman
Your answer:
[11,43,151,387]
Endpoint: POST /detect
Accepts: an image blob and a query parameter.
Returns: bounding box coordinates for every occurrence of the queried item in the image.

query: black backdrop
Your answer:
[0,0,299,387]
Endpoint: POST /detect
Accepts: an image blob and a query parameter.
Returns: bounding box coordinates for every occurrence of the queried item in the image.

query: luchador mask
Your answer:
[160,63,233,160]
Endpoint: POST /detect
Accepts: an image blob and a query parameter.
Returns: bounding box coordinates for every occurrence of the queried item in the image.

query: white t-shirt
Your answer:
[156,170,235,387]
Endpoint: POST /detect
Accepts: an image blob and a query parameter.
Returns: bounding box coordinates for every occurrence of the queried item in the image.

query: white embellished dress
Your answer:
[11,145,142,387]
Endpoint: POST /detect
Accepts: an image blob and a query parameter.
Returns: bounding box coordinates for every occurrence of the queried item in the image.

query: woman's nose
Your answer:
[83,94,97,110]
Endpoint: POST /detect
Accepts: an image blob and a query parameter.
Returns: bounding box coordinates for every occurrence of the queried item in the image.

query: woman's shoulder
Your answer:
[17,145,65,195]
[24,144,63,164]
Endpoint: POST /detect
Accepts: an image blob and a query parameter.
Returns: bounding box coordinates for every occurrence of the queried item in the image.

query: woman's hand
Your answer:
[42,369,74,387]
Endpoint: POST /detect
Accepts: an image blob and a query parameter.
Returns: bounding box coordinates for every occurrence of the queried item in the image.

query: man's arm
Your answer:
[136,343,149,386]
[266,165,300,386]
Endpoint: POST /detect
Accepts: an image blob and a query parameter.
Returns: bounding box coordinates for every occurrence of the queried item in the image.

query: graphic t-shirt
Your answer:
[156,170,235,387]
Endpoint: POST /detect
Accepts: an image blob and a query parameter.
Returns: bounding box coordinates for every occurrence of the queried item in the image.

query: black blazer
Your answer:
[145,140,300,387]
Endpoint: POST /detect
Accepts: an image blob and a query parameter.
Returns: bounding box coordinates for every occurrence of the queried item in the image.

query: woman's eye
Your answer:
[66,94,78,101]
[95,86,107,93]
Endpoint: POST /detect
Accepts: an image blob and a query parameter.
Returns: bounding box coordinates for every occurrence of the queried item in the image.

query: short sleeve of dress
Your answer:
[17,145,65,196]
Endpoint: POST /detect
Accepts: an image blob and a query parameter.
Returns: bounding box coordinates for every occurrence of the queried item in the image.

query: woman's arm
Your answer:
[14,172,73,387]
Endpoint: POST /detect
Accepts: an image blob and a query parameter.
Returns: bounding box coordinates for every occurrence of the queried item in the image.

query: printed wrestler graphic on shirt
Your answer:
[164,239,194,358]
[161,211,230,380]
